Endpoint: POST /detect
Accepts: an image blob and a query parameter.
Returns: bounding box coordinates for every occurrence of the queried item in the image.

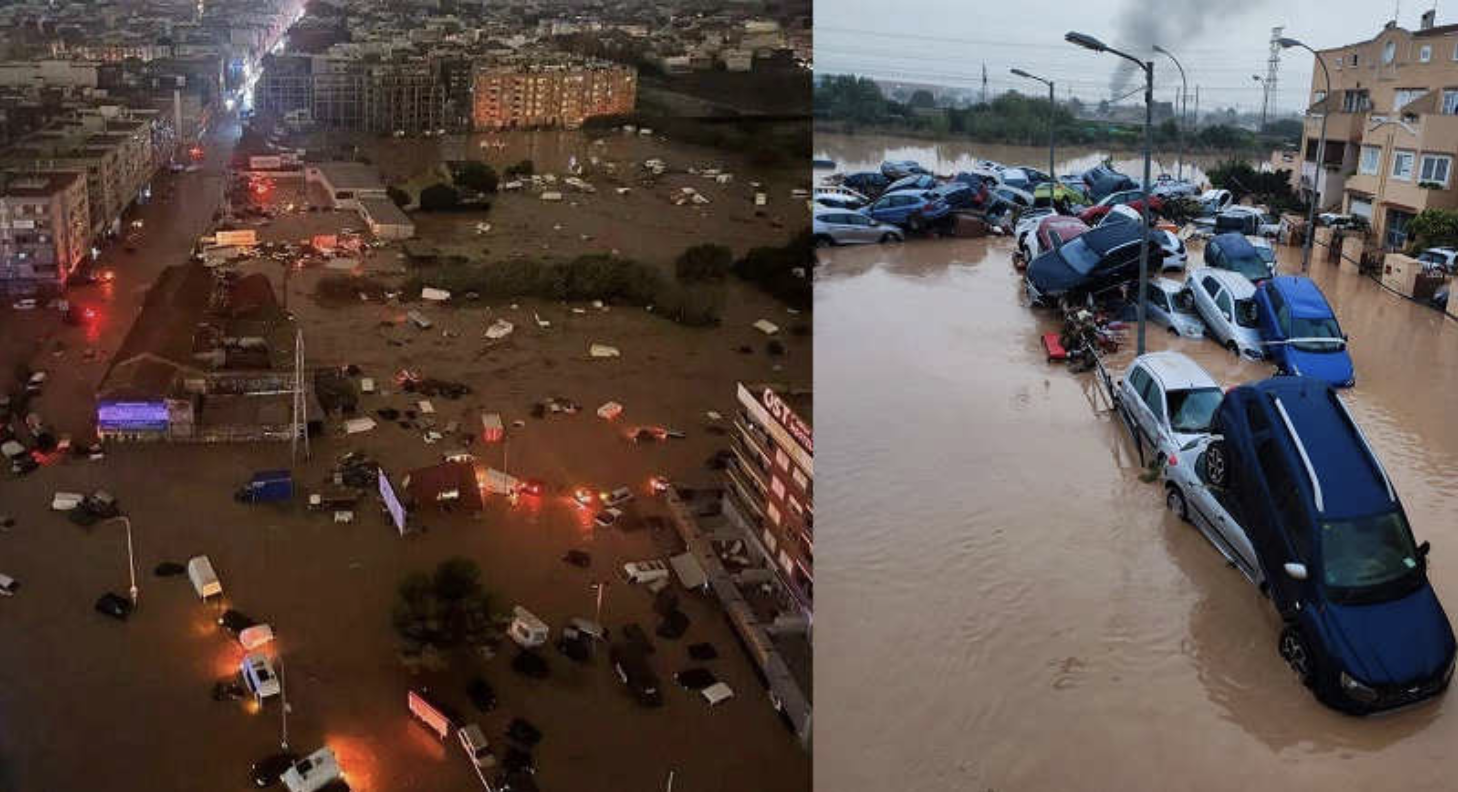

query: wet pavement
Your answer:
[815,231,1458,791]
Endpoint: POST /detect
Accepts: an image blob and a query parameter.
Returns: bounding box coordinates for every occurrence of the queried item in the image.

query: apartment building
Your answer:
[0,170,90,294]
[257,54,446,133]
[1299,11,1458,248]
[2,117,156,238]
[470,60,635,130]
[722,382,814,615]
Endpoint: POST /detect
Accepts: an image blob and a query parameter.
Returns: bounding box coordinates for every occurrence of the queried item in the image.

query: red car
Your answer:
[1077,189,1164,225]
[1022,215,1091,262]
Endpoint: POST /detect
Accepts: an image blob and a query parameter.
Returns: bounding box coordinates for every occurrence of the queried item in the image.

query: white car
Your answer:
[1417,247,1458,274]
[1013,208,1057,257]
[1221,205,1282,237]
[1198,188,1234,215]
[1143,278,1205,339]
[241,652,281,701]
[813,190,867,211]
[594,507,623,528]
[1115,351,1224,461]
[624,559,671,585]
[812,207,903,246]
[1187,267,1265,360]
[1162,436,1264,587]
[600,486,634,507]
[281,747,342,792]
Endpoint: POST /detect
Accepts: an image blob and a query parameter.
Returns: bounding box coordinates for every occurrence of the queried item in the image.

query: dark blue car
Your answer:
[1203,377,1454,714]
[1205,232,1274,284]
[1024,221,1154,307]
[882,174,939,195]
[840,172,890,197]
[861,191,949,231]
[1254,276,1355,388]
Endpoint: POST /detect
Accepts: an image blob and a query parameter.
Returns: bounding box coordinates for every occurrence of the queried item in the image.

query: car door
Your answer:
[1193,275,1224,340]
[1213,287,1237,343]
[1144,284,1172,329]
[1137,371,1170,451]
[1121,365,1154,442]
[1256,286,1287,366]
[852,213,881,243]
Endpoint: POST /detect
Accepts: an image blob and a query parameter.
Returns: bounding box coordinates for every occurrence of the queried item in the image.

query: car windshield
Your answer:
[1320,510,1423,603]
[1167,387,1222,433]
[1288,315,1345,352]
[1234,298,1260,328]
[1224,253,1270,280]
[1255,247,1276,265]
[1060,238,1101,275]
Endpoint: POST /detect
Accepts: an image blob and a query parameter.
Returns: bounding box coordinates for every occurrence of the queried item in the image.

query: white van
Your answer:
[508,606,549,648]
[623,559,671,585]
[187,555,222,600]
[281,747,342,792]
[458,723,496,771]
[702,681,735,706]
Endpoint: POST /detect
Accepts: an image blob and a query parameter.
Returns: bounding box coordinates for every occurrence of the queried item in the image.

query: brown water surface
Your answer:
[815,231,1458,791]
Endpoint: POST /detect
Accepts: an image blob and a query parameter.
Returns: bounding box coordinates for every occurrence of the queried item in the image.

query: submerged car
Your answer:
[1254,275,1354,387]
[1116,351,1224,460]
[1187,267,1264,360]
[862,191,950,231]
[1202,377,1455,714]
[1078,189,1164,225]
[1019,214,1089,262]
[1144,278,1205,339]
[1204,232,1274,284]
[882,174,939,195]
[812,208,903,246]
[1098,205,1186,270]
[1025,222,1157,307]
[1163,435,1265,587]
[840,171,890,197]
[880,160,930,180]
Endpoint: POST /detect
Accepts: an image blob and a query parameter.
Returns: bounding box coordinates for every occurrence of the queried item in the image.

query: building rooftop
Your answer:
[311,161,383,191]
[0,170,81,197]
[358,196,411,228]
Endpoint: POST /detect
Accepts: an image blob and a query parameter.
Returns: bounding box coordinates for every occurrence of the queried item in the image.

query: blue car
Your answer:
[1254,276,1354,387]
[882,174,938,195]
[1204,232,1274,284]
[1202,377,1454,714]
[861,191,949,231]
[840,172,890,197]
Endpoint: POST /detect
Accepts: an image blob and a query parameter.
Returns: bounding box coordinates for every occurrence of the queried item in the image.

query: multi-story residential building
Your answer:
[257,54,446,133]
[470,60,636,130]
[0,170,90,294]
[722,382,813,614]
[2,114,156,238]
[1298,10,1458,248]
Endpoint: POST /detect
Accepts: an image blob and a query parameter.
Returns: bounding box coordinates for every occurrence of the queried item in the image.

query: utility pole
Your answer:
[279,650,289,750]
[1265,26,1284,132]
[291,329,309,465]
[981,62,988,105]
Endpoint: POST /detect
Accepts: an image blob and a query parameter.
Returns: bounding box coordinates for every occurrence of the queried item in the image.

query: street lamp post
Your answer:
[278,648,289,750]
[102,516,138,604]
[1152,45,1187,181]
[1252,75,1269,131]
[1067,32,1154,354]
[1010,68,1057,202]
[591,580,609,625]
[1279,37,1331,273]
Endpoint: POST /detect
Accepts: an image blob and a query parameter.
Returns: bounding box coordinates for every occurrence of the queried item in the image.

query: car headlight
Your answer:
[1340,671,1378,703]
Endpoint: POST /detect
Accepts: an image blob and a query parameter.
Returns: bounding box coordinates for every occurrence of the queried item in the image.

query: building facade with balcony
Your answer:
[470,60,635,130]
[722,382,813,615]
[0,171,90,294]
[1300,11,1458,248]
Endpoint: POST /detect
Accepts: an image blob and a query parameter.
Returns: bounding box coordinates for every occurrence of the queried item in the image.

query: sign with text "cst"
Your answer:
[761,388,812,454]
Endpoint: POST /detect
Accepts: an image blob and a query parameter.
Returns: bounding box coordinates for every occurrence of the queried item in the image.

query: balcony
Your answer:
[1306,110,1369,143]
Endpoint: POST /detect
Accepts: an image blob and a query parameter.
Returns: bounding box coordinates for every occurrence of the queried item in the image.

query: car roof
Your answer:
[1132,351,1218,391]
[1210,232,1258,257]
[1193,266,1257,297]
[1075,220,1143,253]
[1151,276,1185,294]
[1240,377,1394,518]
[1267,275,1334,319]
[1039,215,1089,234]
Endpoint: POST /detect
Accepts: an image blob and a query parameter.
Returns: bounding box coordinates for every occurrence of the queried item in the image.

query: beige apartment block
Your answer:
[471,62,635,131]
[0,171,91,294]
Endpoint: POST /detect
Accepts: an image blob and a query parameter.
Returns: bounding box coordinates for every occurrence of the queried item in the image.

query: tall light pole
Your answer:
[1068,31,1154,354]
[279,650,289,750]
[1252,75,1269,131]
[102,516,138,604]
[1279,36,1331,273]
[1152,45,1187,181]
[1010,68,1056,201]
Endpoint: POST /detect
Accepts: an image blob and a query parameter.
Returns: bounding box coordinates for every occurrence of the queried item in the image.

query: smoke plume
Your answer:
[1106,1,1261,100]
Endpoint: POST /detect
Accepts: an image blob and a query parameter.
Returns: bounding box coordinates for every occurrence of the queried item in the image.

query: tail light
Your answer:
[1167,453,1178,467]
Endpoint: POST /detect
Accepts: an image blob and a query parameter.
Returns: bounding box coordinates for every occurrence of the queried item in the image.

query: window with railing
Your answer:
[1420,153,1452,186]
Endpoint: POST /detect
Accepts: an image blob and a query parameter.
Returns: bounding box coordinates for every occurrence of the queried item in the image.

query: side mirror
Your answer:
[1419,540,1432,558]
[1284,562,1308,581]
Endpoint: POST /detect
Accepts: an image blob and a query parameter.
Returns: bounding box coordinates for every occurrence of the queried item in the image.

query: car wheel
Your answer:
[813,235,835,248]
[1278,626,1315,687]
[1165,485,1189,523]
[908,216,924,233]
[1203,440,1229,488]
[880,233,900,244]
[1224,339,1238,355]
[1168,326,1178,335]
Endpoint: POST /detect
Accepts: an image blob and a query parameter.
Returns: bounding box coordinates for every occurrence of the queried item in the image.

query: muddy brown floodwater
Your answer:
[815,230,1458,790]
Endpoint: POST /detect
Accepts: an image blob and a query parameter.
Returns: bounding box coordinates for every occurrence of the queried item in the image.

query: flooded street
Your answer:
[814,131,1257,185]
[814,231,1458,790]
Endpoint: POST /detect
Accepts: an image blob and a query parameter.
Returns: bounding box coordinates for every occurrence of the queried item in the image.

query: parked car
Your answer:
[1116,352,1224,462]
[95,592,132,620]
[1078,189,1164,225]
[241,653,282,701]
[1162,435,1265,586]
[862,191,951,231]
[1025,222,1156,307]
[1202,376,1455,714]
[1150,178,1199,199]
[218,608,259,637]
[251,752,301,788]
[926,181,978,211]
[840,171,890,197]
[1080,165,1138,201]
[1253,276,1354,387]
[593,507,623,528]
[1144,278,1206,339]
[610,643,664,707]
[812,208,903,246]
[1187,267,1265,359]
[882,174,939,195]
[1032,180,1089,205]
[1198,189,1235,215]
[996,167,1038,193]
[812,191,866,211]
[1020,214,1090,262]
[280,747,343,792]
[1204,232,1275,284]
[880,160,930,179]
[1416,247,1458,275]
[1216,206,1281,237]
[1248,236,1278,271]
[989,184,1034,208]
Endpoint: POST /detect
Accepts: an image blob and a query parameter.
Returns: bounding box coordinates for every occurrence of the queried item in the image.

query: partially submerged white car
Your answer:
[1143,278,1205,339]
[1187,267,1265,360]
[1162,436,1264,587]
[1115,351,1224,461]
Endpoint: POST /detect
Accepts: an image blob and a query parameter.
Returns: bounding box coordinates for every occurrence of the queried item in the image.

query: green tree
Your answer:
[1406,208,1458,251]
[419,183,460,211]
[909,89,936,108]
[456,161,499,194]
[675,243,733,281]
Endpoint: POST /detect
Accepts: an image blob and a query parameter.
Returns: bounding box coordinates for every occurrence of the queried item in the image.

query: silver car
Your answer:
[1187,267,1264,360]
[1115,351,1224,461]
[1144,278,1205,339]
[812,207,903,246]
[1162,436,1264,587]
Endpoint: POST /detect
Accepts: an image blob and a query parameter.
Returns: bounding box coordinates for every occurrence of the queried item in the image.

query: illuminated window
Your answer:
[771,476,785,499]
[767,502,782,526]
[775,448,790,470]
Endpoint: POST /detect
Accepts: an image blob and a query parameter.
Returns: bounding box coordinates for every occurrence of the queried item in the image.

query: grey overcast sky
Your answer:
[814,0,1433,114]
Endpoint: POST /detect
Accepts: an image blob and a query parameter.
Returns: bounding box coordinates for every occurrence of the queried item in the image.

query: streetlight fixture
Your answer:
[1278,36,1330,273]
[102,515,138,605]
[1152,45,1187,181]
[1067,31,1155,354]
[1010,68,1057,203]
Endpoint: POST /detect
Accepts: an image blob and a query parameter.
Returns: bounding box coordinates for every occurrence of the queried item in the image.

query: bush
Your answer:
[393,558,491,652]
[734,230,813,310]
[419,183,460,212]
[456,161,499,194]
[387,185,410,207]
[1407,208,1458,251]
[674,243,733,282]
